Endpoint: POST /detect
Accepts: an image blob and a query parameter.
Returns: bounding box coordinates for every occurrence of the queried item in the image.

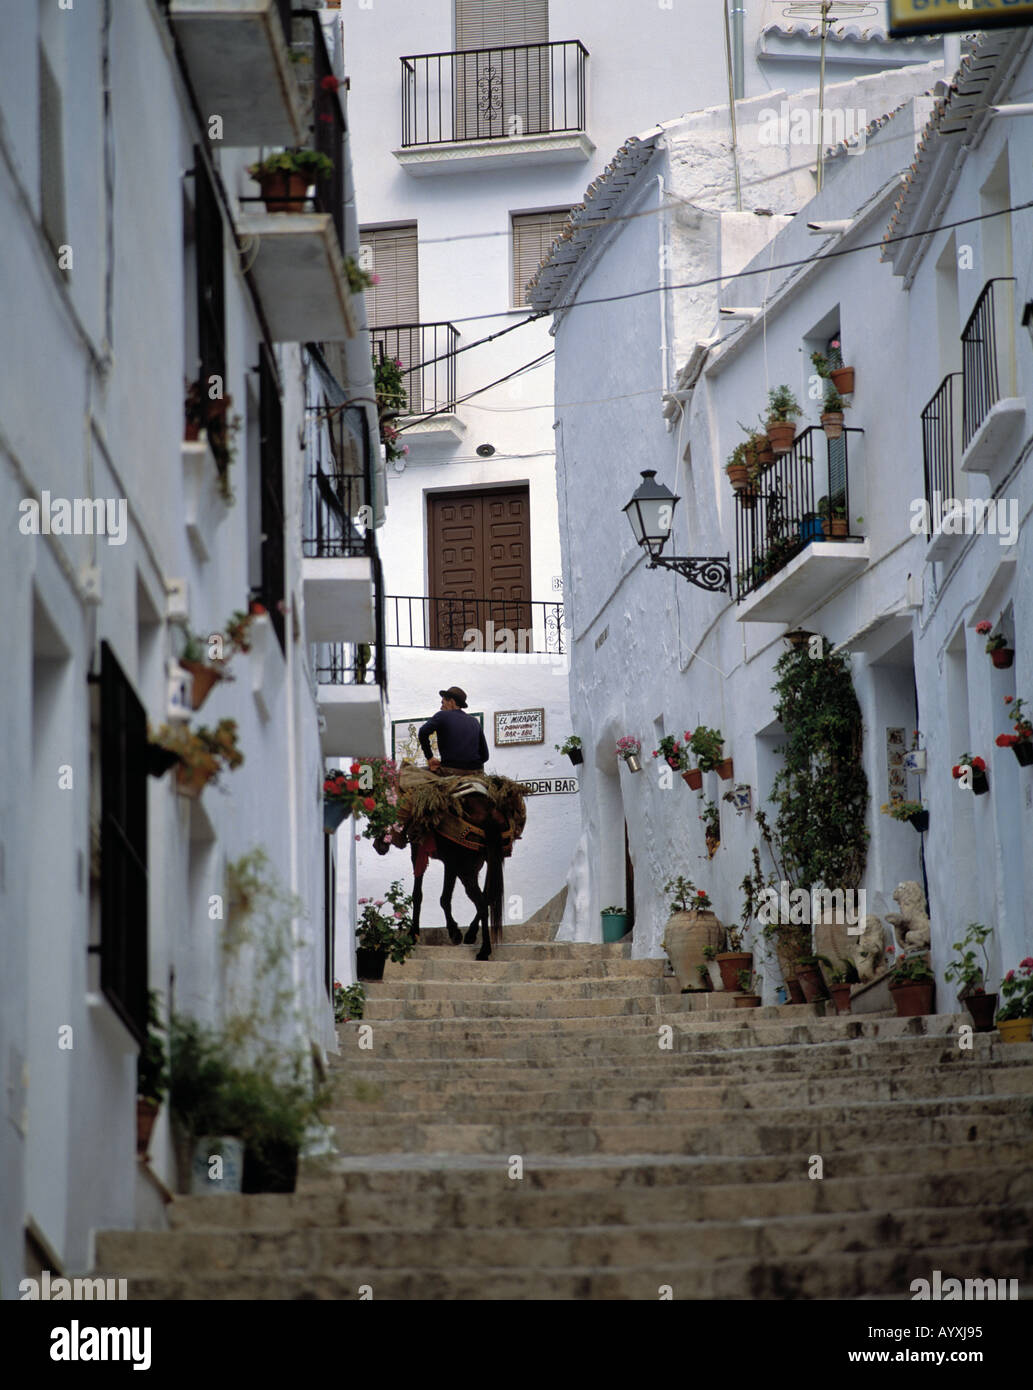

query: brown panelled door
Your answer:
[428,487,531,650]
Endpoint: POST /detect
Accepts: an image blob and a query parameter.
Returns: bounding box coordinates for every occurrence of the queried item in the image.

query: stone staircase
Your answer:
[96,918,1033,1299]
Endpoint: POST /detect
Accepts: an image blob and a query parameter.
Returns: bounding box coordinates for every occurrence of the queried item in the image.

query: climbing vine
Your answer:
[769,639,869,891]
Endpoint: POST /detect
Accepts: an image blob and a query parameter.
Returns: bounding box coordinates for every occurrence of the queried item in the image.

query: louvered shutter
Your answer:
[454,0,549,139]
[512,210,569,306]
[360,225,419,327]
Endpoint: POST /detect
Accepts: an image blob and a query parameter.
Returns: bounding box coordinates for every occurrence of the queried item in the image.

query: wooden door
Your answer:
[428,488,530,649]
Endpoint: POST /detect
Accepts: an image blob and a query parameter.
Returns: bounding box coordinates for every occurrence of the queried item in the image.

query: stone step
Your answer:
[412,941,632,961]
[359,993,798,1021]
[95,1237,1033,1300]
[382,957,667,982]
[328,1101,1031,1157]
[415,922,557,944]
[96,1204,1033,1276]
[327,1064,1033,1115]
[164,1162,1033,1231]
[362,976,686,1003]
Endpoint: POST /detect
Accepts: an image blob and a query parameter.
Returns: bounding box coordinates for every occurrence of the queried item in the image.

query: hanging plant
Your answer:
[769,641,869,892]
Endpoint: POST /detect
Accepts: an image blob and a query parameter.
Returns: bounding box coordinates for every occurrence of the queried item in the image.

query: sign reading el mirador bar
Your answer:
[889,0,1033,37]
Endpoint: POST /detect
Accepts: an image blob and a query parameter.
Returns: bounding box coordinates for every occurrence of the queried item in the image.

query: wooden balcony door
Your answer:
[428,487,530,650]
[454,0,549,140]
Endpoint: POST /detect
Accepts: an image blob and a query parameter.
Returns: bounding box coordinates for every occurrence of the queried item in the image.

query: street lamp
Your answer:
[622,470,731,593]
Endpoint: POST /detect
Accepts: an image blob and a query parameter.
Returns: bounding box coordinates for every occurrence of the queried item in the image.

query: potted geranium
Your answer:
[944,922,996,1032]
[616,736,642,773]
[247,149,333,212]
[652,734,697,787]
[952,753,989,796]
[886,950,935,1017]
[717,924,752,994]
[996,696,1033,767]
[995,958,1033,1043]
[811,341,854,396]
[324,767,361,834]
[555,735,584,766]
[660,878,722,988]
[137,990,169,1158]
[699,799,720,857]
[765,385,802,455]
[820,379,848,439]
[150,719,244,798]
[600,905,629,943]
[817,492,848,539]
[725,442,759,506]
[184,379,242,502]
[976,620,1013,669]
[356,883,416,980]
[689,726,731,780]
[333,981,365,1023]
[344,256,379,294]
[880,799,928,833]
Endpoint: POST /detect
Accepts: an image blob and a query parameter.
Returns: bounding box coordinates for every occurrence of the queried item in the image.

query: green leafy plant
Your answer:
[150,718,244,786]
[889,952,935,984]
[333,981,365,1022]
[138,990,169,1104]
[344,256,377,294]
[662,877,712,913]
[601,905,625,915]
[737,968,762,994]
[247,148,333,181]
[356,882,417,963]
[822,379,848,414]
[768,641,869,892]
[944,923,993,996]
[652,734,691,772]
[996,959,1033,1022]
[184,378,242,501]
[879,799,925,822]
[702,944,717,961]
[766,385,803,424]
[817,492,846,522]
[555,735,582,756]
[688,726,724,773]
[700,798,721,843]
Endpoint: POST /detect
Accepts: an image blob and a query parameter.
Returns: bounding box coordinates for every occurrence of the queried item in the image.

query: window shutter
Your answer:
[360,225,419,326]
[456,0,548,49]
[512,210,570,306]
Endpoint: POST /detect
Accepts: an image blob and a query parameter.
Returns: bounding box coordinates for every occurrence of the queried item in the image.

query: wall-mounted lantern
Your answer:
[622,470,730,594]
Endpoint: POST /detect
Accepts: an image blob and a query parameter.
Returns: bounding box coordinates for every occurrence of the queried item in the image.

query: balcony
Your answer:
[396,41,593,175]
[302,381,376,644]
[734,426,868,624]
[386,596,565,655]
[372,323,462,441]
[168,0,304,146]
[314,557,388,758]
[921,372,968,563]
[235,14,356,342]
[960,277,1025,485]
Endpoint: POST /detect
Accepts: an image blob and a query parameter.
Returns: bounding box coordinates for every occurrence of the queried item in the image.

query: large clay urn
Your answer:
[662,910,723,990]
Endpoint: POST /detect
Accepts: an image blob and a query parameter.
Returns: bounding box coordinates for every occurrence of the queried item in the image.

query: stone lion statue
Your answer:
[884,880,931,951]
[855,916,886,983]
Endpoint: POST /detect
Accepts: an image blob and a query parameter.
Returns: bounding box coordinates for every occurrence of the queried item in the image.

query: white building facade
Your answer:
[532,25,1033,989]
[339,0,942,923]
[1,0,385,1294]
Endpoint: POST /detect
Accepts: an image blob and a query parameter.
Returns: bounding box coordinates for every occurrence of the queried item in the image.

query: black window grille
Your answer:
[98,641,148,1045]
[324,837,335,1003]
[259,343,286,653]
[194,149,228,476]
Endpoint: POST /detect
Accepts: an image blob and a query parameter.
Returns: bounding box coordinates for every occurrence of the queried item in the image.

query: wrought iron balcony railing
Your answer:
[372,322,459,418]
[386,595,565,654]
[734,426,862,602]
[312,553,388,694]
[302,389,374,560]
[400,40,588,148]
[921,372,962,518]
[962,276,1016,449]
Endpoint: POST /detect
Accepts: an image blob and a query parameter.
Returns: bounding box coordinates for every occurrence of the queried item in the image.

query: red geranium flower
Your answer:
[346,779,359,792]
[996,733,1017,747]
[320,74,342,91]
[1005,695,1014,704]
[951,765,962,779]
[362,797,376,811]
[972,756,986,771]
[350,762,362,774]
[318,112,334,124]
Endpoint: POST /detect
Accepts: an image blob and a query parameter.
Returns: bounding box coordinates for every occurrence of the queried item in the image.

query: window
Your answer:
[97,642,148,1044]
[39,43,66,261]
[512,210,569,305]
[258,345,286,653]
[455,0,550,138]
[359,225,419,327]
[455,0,548,49]
[194,150,229,477]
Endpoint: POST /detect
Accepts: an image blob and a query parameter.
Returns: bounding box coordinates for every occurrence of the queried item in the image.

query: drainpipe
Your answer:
[731,0,745,99]
[723,0,743,210]
[657,173,671,397]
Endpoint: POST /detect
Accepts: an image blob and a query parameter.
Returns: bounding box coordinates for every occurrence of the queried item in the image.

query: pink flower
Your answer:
[375,899,385,907]
[393,359,403,368]
[1020,957,1033,970]
[975,620,992,635]
[394,910,404,918]
[1005,970,1015,982]
[371,274,380,285]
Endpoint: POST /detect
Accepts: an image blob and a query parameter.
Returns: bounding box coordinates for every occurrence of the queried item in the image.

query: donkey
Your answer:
[409,788,506,961]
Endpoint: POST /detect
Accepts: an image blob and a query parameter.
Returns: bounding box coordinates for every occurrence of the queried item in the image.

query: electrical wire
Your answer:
[396,351,555,431]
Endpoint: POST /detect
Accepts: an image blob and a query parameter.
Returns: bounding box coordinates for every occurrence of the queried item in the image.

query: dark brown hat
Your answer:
[439,686,468,708]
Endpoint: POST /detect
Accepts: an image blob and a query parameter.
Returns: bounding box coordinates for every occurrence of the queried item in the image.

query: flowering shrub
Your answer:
[333,981,365,1022]
[652,735,690,771]
[951,754,986,779]
[975,620,1008,653]
[688,726,725,773]
[890,953,935,984]
[344,256,379,294]
[996,959,1033,1022]
[616,736,641,760]
[356,882,416,962]
[151,719,243,786]
[879,800,925,822]
[662,876,712,913]
[324,758,399,840]
[996,695,1032,748]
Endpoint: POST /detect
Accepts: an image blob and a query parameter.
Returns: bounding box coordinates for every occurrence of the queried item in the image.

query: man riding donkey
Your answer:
[374,686,526,960]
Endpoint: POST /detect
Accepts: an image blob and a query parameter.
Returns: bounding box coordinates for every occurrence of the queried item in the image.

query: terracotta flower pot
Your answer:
[754,439,775,468]
[734,994,761,1008]
[961,991,998,1033]
[990,647,1014,669]
[785,976,806,1006]
[682,769,703,791]
[662,910,724,990]
[1012,741,1033,767]
[175,762,213,798]
[821,411,844,439]
[766,421,797,455]
[137,1097,160,1157]
[829,366,855,395]
[184,420,202,442]
[829,982,852,1015]
[257,170,310,213]
[180,659,224,711]
[796,962,828,1003]
[726,464,751,490]
[717,951,752,993]
[997,1016,1033,1044]
[821,518,848,539]
[889,980,935,1017]
[716,757,734,781]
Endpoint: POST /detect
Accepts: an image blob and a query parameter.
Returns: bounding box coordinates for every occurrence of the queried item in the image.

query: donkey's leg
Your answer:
[441,861,462,945]
[458,866,491,959]
[410,852,424,939]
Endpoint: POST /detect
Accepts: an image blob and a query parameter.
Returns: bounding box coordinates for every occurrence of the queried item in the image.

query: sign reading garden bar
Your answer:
[888,0,1033,37]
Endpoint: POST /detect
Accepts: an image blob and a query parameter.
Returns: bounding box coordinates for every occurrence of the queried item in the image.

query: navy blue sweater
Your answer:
[418,709,489,769]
